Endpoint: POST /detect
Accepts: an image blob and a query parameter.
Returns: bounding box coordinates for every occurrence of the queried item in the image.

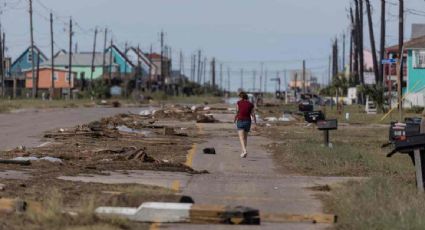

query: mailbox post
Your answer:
[317,119,338,148]
[387,133,425,191]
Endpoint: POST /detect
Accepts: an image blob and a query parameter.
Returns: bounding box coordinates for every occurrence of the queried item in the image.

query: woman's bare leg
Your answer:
[244,132,248,151]
[238,130,247,154]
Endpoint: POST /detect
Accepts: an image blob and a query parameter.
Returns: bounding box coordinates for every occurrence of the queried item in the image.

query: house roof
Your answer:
[148,53,168,60]
[22,67,77,74]
[46,52,113,66]
[412,24,425,39]
[129,47,157,69]
[404,35,425,49]
[11,46,48,67]
[106,45,135,67]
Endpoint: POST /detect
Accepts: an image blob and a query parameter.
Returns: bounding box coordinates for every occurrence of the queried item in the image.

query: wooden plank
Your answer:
[0,198,26,214]
[0,159,31,166]
[414,149,425,192]
[261,213,336,224]
[190,204,226,218]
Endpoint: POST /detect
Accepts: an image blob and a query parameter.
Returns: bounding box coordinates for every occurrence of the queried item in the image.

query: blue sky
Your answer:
[2,0,425,91]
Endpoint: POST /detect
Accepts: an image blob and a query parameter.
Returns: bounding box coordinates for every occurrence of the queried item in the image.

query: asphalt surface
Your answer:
[0,107,355,229]
[161,113,353,230]
[0,107,142,150]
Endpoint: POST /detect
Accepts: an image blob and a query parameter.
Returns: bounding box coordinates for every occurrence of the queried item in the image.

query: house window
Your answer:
[53,72,58,81]
[413,50,425,68]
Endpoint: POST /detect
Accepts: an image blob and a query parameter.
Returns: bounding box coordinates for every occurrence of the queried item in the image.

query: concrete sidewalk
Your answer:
[160,114,352,230]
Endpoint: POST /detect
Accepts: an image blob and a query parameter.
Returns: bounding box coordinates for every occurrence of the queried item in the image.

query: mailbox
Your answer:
[389,121,421,142]
[299,100,314,112]
[393,134,425,153]
[317,119,338,131]
[304,111,325,123]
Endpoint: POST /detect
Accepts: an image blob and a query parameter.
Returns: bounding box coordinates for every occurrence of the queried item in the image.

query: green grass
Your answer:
[266,124,412,177]
[263,113,425,229]
[323,177,425,230]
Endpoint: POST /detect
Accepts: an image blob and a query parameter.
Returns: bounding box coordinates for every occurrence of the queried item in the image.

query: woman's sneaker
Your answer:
[240,151,248,158]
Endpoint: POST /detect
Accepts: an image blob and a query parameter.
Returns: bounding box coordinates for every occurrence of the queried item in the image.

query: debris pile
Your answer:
[0,112,197,173]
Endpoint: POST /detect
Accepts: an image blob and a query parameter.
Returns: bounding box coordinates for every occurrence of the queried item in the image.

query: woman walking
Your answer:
[234,92,256,158]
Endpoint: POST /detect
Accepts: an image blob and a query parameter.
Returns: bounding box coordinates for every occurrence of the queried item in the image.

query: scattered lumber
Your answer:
[261,213,337,224]
[0,159,31,166]
[0,198,26,214]
[95,202,260,225]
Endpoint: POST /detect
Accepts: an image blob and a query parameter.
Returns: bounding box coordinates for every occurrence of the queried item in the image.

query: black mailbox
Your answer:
[393,134,425,153]
[299,100,314,112]
[304,111,325,123]
[317,119,338,131]
[389,121,421,142]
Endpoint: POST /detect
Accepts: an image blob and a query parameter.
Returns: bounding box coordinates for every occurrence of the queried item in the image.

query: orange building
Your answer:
[25,67,76,89]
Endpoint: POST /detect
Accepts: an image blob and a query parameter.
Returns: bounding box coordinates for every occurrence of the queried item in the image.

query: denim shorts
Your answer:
[236,120,252,132]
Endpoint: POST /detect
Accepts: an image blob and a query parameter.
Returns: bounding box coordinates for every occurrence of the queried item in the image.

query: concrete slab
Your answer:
[58,170,191,191]
[0,170,32,180]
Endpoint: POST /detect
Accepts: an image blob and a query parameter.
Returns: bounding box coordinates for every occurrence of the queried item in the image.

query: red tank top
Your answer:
[237,100,254,121]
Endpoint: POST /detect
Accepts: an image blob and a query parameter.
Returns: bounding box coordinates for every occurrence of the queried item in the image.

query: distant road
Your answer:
[0,107,142,150]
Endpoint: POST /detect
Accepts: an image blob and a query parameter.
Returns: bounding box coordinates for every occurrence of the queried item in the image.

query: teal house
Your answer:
[105,45,135,75]
[48,45,135,81]
[405,36,425,106]
[10,46,48,78]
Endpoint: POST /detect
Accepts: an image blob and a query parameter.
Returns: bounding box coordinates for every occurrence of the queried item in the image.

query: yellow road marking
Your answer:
[149,223,161,230]
[171,180,181,192]
[185,143,197,167]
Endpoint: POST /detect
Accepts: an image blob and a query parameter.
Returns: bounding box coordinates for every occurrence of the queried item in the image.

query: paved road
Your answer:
[0,107,142,150]
[22,108,354,229]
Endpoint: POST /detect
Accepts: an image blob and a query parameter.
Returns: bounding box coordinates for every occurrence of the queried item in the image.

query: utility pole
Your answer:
[302,60,306,93]
[199,60,203,85]
[253,70,256,92]
[160,30,164,87]
[358,0,365,85]
[240,69,244,90]
[349,10,354,75]
[332,39,338,79]
[352,5,359,85]
[398,0,404,120]
[264,69,268,93]
[380,0,386,84]
[35,51,40,98]
[90,27,98,91]
[102,27,107,75]
[220,64,223,90]
[260,62,264,92]
[179,50,183,75]
[29,0,36,98]
[342,33,346,72]
[123,42,128,78]
[365,0,380,85]
[197,50,201,84]
[211,58,216,89]
[0,26,4,98]
[108,39,113,83]
[284,70,288,104]
[68,17,73,99]
[203,57,207,86]
[50,12,55,100]
[2,31,5,98]
[227,67,231,92]
[328,55,331,85]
